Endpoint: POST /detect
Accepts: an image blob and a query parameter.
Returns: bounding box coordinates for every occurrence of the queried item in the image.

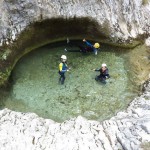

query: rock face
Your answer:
[0,1,150,149]
[0,0,150,45]
[0,80,150,150]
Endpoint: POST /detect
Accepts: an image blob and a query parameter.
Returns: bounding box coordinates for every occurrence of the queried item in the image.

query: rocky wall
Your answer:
[0,0,150,45]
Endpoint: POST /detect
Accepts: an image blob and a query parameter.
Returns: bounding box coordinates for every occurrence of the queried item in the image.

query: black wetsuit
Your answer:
[66,41,98,54]
[95,68,110,82]
[66,45,93,53]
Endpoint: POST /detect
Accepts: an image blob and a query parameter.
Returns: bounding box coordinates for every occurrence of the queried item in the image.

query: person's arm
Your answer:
[85,41,93,48]
[94,68,100,71]
[83,39,93,47]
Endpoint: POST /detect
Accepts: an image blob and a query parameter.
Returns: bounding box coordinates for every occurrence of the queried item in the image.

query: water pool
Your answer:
[1,42,138,122]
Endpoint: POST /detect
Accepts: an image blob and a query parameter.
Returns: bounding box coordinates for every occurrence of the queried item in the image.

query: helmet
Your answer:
[61,55,67,60]
[94,43,100,48]
[102,63,107,67]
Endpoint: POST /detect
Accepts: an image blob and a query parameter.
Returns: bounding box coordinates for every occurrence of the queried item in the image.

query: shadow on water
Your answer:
[0,41,139,122]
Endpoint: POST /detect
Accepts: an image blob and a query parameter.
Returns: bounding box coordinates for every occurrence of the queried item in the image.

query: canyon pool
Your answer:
[0,42,138,122]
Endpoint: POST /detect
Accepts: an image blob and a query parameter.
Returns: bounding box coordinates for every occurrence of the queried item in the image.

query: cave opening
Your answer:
[0,18,149,122]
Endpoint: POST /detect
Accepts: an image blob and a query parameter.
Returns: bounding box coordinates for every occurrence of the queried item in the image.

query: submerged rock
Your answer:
[0,80,150,150]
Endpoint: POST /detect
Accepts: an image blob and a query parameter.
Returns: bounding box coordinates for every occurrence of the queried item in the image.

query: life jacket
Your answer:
[59,62,68,73]
[100,68,109,75]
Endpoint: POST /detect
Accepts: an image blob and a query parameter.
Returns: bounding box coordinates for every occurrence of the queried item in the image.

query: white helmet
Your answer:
[61,55,67,60]
[102,63,107,67]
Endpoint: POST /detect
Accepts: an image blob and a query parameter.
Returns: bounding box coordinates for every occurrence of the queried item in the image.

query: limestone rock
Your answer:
[145,37,150,46]
[0,0,150,44]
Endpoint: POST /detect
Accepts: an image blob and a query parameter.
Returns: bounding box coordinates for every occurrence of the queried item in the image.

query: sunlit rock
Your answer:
[145,37,150,46]
[0,0,150,44]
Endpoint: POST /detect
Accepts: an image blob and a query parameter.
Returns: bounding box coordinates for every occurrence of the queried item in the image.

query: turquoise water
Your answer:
[1,42,138,122]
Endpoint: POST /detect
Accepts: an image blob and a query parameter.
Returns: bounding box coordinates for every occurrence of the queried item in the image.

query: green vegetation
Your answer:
[0,67,12,86]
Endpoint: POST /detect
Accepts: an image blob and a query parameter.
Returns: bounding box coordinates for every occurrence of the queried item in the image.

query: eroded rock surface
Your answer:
[0,0,150,45]
[0,80,150,150]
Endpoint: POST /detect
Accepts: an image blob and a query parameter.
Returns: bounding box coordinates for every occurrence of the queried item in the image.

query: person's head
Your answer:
[93,43,100,49]
[61,55,67,62]
[101,63,107,70]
